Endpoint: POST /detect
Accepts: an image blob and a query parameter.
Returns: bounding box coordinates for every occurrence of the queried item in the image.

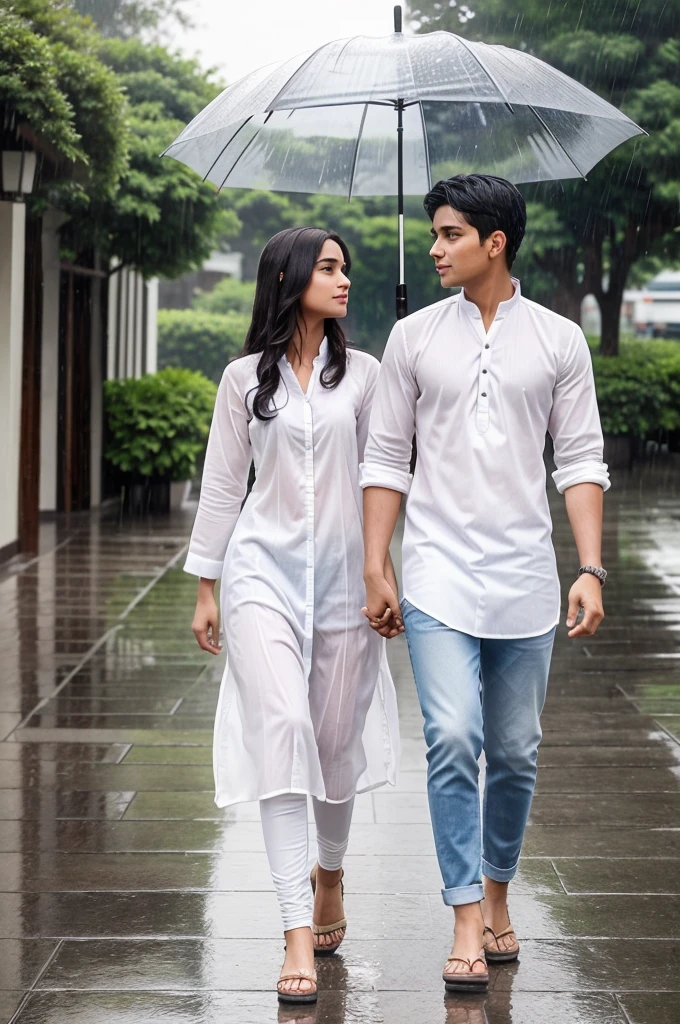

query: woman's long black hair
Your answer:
[242,227,351,421]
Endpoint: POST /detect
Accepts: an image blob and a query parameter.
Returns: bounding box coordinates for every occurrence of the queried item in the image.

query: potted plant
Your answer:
[104,367,217,514]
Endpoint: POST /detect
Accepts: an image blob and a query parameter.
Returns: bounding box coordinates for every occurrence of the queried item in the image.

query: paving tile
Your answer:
[0,820,230,854]
[522,825,680,858]
[618,993,680,1024]
[121,745,213,764]
[490,939,678,992]
[553,858,680,895]
[12,990,370,1024]
[536,745,680,767]
[534,766,680,792]
[529,793,680,826]
[379,991,625,1024]
[0,743,126,763]
[0,892,435,940]
[0,790,135,821]
[0,763,214,792]
[0,992,25,1022]
[461,894,680,939]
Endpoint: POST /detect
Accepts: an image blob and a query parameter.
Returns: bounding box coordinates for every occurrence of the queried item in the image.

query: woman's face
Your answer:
[299,239,351,320]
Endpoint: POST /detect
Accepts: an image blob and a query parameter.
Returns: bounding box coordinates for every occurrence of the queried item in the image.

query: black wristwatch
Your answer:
[578,565,607,587]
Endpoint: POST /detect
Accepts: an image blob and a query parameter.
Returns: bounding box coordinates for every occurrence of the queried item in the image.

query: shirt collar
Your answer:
[458,278,521,322]
[281,335,329,369]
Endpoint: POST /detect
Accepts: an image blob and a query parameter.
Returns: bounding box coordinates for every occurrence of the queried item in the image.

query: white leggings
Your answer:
[260,793,354,931]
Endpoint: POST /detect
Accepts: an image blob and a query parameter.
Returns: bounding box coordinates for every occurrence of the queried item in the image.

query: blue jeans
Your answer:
[401,599,555,906]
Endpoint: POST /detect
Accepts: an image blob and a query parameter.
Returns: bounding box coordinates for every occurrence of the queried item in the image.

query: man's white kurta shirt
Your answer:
[360,281,610,640]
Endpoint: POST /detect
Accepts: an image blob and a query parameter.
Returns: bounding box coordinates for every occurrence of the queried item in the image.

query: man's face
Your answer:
[429,205,505,289]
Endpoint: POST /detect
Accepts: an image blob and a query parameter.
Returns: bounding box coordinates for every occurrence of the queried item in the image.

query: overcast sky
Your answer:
[173,0,405,85]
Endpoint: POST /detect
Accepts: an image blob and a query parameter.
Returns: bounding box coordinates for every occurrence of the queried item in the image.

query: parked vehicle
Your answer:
[634,271,680,339]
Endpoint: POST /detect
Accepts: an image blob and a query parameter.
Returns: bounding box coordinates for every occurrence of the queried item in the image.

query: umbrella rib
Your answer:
[218,126,265,190]
[453,35,514,113]
[348,104,369,201]
[201,118,254,183]
[527,105,588,179]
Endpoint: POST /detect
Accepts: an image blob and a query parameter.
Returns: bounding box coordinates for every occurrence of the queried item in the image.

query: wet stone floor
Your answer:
[0,467,679,1024]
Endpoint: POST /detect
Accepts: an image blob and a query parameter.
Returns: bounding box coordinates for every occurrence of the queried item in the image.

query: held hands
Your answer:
[362,566,405,639]
[192,590,222,655]
[566,573,604,638]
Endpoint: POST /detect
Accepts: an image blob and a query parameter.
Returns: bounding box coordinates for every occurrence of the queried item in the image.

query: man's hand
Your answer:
[362,571,404,639]
[566,573,604,638]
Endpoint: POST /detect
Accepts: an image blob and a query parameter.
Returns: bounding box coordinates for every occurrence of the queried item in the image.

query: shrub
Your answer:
[104,367,217,481]
[157,308,248,384]
[592,339,680,439]
[193,277,256,315]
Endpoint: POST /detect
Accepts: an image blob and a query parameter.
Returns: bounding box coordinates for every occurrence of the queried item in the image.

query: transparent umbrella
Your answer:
[162,6,645,318]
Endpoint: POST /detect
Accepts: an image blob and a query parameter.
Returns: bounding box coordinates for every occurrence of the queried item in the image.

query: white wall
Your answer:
[0,202,26,554]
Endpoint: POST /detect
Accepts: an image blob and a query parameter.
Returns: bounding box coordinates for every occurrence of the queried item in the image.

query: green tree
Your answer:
[407,0,680,354]
[72,0,192,40]
[65,37,234,277]
[0,0,129,202]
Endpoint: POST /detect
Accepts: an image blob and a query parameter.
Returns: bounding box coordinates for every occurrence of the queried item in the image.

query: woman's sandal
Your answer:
[277,968,318,1005]
[442,950,489,993]
[483,922,520,963]
[310,863,347,957]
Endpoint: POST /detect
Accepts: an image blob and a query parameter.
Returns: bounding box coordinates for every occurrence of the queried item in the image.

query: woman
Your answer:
[185,227,400,1004]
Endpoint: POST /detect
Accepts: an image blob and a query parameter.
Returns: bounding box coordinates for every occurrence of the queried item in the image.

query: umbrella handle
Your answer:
[394,6,402,33]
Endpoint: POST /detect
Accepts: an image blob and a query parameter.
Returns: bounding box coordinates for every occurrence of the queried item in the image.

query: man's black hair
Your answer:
[423,174,526,268]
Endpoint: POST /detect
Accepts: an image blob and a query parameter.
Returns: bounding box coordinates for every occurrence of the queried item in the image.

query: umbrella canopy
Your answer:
[163,19,644,196]
[163,7,645,317]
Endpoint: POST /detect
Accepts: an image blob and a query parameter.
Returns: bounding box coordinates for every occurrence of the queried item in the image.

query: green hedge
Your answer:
[104,367,217,481]
[157,308,248,384]
[591,340,680,438]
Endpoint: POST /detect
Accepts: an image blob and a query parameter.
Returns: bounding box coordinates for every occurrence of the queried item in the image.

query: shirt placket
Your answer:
[303,392,315,681]
[475,318,501,434]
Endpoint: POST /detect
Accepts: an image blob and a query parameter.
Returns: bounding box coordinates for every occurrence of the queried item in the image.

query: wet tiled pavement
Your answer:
[1,468,679,1024]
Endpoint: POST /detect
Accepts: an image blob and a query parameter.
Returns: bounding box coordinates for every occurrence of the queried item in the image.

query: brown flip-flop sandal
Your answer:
[483,922,520,963]
[277,968,318,1004]
[442,951,489,992]
[310,863,347,956]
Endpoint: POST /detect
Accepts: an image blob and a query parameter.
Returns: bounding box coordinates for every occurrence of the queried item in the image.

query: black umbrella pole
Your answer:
[396,98,408,320]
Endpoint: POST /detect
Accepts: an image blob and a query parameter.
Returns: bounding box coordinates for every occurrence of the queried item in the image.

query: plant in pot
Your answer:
[104,368,217,514]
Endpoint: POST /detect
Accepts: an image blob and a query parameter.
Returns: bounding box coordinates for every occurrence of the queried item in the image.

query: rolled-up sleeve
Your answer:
[549,328,610,494]
[360,321,417,495]
[184,363,252,579]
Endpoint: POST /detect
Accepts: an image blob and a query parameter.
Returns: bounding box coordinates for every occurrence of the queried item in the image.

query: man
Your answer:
[360,174,609,992]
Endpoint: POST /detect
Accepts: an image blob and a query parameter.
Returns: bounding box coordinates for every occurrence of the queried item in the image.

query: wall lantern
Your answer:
[1,148,37,198]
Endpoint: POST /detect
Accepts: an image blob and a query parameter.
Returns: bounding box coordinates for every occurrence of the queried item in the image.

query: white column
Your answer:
[39,209,69,513]
[145,277,159,373]
[126,268,135,378]
[134,272,143,378]
[0,202,26,555]
[90,260,103,507]
[107,267,119,381]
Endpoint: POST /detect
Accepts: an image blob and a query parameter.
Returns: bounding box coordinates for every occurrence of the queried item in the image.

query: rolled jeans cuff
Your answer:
[441,882,484,906]
[482,857,519,883]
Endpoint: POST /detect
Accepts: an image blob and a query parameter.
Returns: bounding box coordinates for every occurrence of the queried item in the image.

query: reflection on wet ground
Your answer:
[0,464,679,1023]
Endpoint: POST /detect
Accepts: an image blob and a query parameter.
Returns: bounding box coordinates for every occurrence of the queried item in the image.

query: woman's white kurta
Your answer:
[184,340,400,807]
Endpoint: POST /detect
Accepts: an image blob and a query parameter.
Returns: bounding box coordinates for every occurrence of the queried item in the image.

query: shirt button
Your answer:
[481,392,487,398]
[482,369,487,374]
[484,344,490,349]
